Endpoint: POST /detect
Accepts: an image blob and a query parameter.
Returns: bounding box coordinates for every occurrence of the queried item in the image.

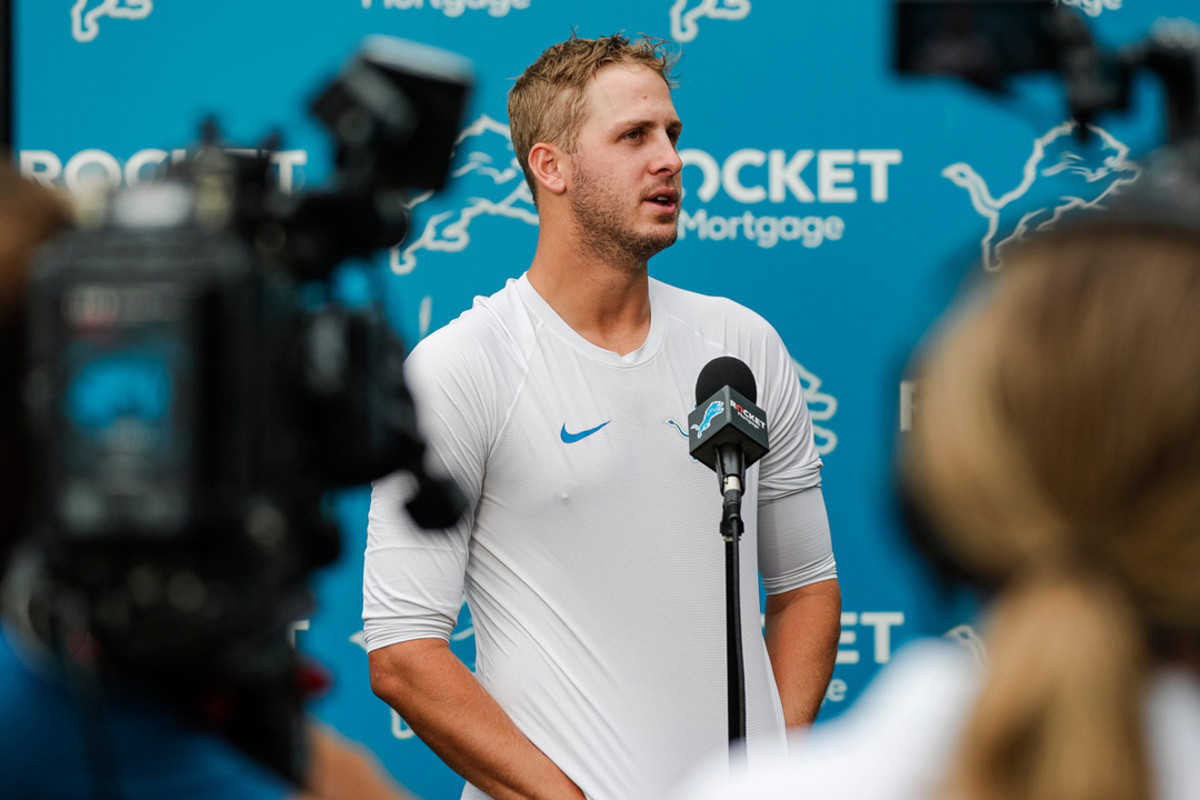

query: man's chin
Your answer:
[645,227,679,256]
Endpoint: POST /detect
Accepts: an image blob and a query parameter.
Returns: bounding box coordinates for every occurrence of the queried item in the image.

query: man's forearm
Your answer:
[368,639,585,800]
[764,578,842,728]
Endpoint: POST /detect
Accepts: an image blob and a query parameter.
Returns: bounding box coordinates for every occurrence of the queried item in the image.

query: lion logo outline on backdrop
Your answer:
[793,358,838,456]
[391,114,538,275]
[943,121,1139,271]
[669,0,752,44]
[71,0,153,43]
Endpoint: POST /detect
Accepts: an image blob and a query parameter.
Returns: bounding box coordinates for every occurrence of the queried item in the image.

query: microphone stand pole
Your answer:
[717,445,746,767]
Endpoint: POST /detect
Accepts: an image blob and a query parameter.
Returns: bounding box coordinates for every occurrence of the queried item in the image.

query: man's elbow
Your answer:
[766,577,841,618]
[818,577,842,613]
[806,577,841,612]
[812,578,843,638]
[367,653,397,703]
[367,638,446,703]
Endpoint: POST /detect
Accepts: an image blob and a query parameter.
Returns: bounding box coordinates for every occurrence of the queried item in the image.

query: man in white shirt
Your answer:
[363,34,841,800]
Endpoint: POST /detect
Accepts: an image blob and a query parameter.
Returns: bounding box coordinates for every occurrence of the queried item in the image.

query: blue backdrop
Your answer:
[15,1,1195,797]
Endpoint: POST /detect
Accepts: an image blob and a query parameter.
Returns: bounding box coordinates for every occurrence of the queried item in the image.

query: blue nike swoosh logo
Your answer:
[560,421,611,443]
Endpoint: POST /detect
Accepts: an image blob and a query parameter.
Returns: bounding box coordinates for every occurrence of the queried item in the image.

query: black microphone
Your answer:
[688,356,769,537]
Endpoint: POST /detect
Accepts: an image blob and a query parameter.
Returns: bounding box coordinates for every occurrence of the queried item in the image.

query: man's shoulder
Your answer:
[652,278,781,341]
[408,277,535,374]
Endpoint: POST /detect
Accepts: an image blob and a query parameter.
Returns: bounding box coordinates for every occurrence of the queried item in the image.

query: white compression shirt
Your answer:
[363,274,836,799]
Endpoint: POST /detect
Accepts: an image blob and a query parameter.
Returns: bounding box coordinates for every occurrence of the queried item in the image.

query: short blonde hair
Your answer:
[507,34,677,203]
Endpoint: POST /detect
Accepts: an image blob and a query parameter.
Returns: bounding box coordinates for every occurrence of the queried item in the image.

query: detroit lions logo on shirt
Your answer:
[690,401,724,438]
[665,419,689,439]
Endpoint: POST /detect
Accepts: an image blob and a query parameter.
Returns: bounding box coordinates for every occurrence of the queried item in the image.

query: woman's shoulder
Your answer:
[677,638,981,800]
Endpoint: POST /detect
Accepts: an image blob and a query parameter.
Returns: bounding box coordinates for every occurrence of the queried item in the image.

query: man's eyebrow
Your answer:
[611,118,685,135]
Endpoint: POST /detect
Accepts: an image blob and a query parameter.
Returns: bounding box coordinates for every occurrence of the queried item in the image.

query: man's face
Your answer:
[566,64,684,266]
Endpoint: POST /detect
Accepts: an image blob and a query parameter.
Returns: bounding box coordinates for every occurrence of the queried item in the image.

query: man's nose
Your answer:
[652,134,683,176]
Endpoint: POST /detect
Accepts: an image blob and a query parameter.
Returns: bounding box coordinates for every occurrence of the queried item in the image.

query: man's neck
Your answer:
[527,234,652,357]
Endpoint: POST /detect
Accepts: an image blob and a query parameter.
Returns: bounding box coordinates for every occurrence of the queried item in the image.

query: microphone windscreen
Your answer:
[695,356,757,404]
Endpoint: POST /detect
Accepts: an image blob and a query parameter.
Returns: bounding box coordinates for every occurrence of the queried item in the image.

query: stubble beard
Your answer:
[569,160,678,273]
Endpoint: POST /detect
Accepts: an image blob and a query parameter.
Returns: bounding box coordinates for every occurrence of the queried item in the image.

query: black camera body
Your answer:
[11,35,472,783]
[895,0,1200,146]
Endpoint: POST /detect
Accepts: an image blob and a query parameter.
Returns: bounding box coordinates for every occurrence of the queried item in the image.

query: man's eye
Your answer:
[624,130,643,141]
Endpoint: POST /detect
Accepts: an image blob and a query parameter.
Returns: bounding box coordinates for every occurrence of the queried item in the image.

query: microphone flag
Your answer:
[687,386,769,471]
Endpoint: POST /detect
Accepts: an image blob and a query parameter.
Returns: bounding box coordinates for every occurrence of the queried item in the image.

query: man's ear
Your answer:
[528,142,568,197]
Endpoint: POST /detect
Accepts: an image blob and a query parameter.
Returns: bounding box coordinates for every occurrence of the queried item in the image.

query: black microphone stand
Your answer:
[716,444,746,765]
[689,361,769,768]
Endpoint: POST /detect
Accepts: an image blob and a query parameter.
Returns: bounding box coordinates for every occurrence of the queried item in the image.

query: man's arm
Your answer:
[764,578,841,728]
[757,479,840,729]
[363,323,580,797]
[369,639,585,800]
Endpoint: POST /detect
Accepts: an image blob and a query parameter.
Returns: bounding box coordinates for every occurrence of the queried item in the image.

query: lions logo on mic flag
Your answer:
[687,387,768,471]
[691,400,725,438]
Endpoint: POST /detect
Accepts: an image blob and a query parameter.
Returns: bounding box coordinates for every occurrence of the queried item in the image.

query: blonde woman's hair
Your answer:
[507,34,676,204]
[903,224,1200,800]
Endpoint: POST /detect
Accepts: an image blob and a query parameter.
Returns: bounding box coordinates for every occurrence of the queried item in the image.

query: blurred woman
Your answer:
[680,220,1200,800]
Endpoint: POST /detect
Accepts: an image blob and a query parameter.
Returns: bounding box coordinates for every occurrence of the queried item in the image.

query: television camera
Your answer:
[6,35,471,783]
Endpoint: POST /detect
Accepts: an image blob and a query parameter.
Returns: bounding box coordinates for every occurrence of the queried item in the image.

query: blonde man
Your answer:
[364,35,840,800]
